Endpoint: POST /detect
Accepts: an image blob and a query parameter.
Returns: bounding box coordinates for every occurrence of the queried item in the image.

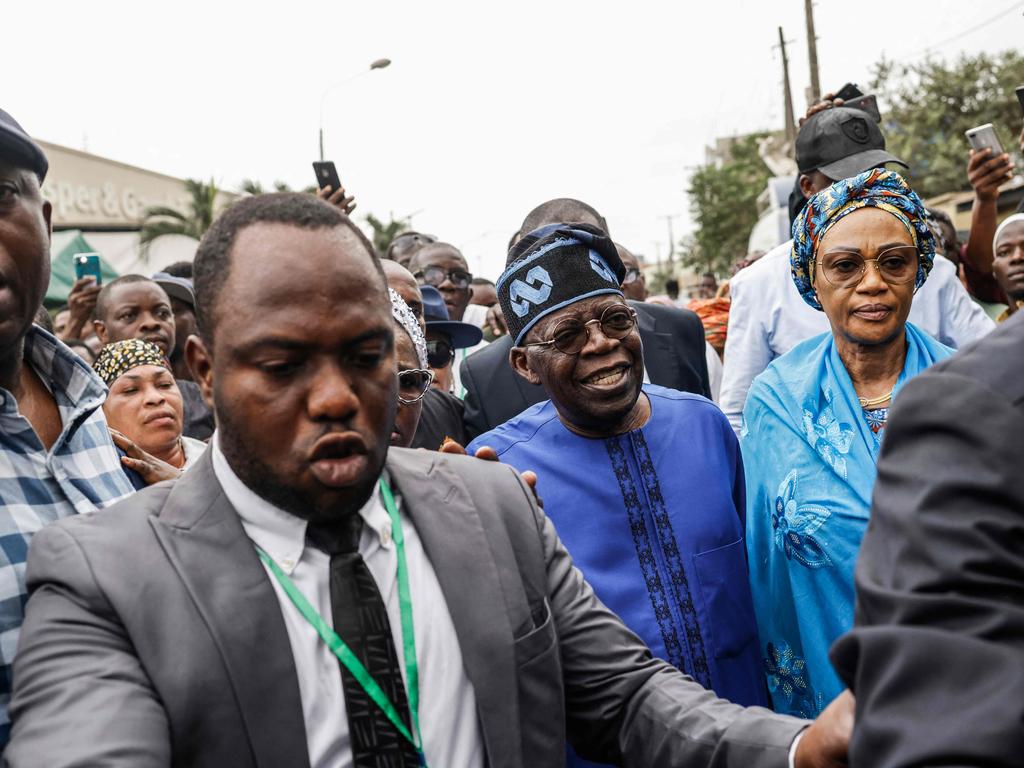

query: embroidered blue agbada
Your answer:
[742,324,951,718]
[470,384,766,765]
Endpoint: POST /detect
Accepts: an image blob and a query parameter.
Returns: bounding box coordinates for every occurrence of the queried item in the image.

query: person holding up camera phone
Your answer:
[954,94,1022,305]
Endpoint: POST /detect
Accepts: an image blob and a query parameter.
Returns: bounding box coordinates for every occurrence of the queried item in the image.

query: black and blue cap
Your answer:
[0,108,48,182]
[498,223,625,346]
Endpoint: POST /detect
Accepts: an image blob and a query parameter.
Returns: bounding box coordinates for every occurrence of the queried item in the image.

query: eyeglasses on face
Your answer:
[426,338,455,368]
[813,245,919,289]
[622,267,642,285]
[397,368,434,404]
[523,304,638,356]
[414,266,473,289]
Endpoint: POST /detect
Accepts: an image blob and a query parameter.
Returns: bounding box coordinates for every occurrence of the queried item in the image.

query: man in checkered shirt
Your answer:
[0,108,133,750]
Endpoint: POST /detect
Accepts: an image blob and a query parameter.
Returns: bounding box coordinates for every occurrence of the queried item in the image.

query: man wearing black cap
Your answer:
[0,108,134,749]
[719,105,995,434]
[152,270,199,382]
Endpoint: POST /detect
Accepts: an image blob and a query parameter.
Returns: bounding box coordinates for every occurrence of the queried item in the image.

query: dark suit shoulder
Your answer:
[463,333,513,370]
[907,313,1024,407]
[631,300,702,330]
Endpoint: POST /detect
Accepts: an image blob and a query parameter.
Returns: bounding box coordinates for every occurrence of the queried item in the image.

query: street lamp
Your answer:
[319,58,392,161]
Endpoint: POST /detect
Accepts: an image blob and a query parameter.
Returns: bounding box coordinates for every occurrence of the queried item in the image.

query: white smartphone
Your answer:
[965,123,1005,156]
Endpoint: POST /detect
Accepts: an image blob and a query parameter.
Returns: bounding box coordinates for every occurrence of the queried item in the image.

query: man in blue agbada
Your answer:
[468,224,766,767]
[742,169,955,720]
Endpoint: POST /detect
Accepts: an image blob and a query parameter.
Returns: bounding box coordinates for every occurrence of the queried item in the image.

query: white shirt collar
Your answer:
[210,432,395,576]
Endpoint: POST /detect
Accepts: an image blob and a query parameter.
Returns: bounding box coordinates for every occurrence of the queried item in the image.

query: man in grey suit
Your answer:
[6,193,849,767]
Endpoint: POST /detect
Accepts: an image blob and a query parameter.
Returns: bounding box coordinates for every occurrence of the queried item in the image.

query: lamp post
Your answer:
[318,58,391,161]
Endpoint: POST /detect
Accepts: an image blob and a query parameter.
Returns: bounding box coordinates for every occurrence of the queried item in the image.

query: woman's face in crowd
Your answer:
[103,364,184,456]
[390,330,423,448]
[814,207,917,348]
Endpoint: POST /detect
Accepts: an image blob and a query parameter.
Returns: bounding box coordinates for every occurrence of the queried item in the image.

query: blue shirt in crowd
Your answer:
[470,384,766,767]
[0,327,133,748]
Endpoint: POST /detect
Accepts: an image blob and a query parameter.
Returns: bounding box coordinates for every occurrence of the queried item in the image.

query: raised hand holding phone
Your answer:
[312,161,356,215]
[966,124,1014,202]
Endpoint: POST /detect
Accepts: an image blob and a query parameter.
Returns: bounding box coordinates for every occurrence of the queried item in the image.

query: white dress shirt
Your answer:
[720,239,995,432]
[211,438,485,768]
[704,341,723,403]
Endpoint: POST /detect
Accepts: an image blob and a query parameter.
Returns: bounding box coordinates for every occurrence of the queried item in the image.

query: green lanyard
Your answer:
[256,478,425,765]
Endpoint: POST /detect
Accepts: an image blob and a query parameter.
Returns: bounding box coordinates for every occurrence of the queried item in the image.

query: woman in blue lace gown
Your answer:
[742,170,953,717]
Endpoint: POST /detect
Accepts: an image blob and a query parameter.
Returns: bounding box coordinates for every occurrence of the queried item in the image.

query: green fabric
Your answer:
[44,231,120,308]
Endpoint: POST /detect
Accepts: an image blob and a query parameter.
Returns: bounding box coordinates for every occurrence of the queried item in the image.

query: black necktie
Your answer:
[306,514,420,768]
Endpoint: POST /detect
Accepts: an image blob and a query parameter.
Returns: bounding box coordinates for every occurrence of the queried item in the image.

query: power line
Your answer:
[915,1,1023,56]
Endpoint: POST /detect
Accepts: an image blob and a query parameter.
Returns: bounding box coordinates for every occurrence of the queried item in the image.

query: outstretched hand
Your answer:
[439,439,542,507]
[967,147,1014,201]
[110,429,182,486]
[800,93,845,126]
[316,185,357,215]
[59,277,101,341]
[794,690,854,768]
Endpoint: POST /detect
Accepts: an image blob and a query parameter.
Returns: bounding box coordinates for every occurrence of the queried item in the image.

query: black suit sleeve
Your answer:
[459,351,489,442]
[831,369,1024,767]
[679,310,711,398]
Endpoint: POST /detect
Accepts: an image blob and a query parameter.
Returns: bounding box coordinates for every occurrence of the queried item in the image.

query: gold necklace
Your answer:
[858,390,893,409]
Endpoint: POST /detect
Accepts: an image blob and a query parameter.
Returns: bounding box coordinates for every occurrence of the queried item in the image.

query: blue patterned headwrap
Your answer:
[791,169,936,311]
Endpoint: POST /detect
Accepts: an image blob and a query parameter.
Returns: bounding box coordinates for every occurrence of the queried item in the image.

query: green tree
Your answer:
[140,178,220,251]
[870,50,1024,198]
[683,133,771,276]
[365,212,410,256]
[239,179,317,195]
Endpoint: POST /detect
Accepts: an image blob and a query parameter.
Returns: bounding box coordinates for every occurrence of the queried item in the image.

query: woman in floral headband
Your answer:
[741,169,954,718]
[94,338,207,486]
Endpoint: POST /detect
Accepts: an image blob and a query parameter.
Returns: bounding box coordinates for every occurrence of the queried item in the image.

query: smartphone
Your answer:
[833,83,864,102]
[1015,85,1024,114]
[965,123,1005,156]
[312,161,342,192]
[73,253,102,285]
[844,94,881,123]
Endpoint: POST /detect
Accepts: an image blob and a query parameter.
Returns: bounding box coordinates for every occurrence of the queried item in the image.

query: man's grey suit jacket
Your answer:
[6,448,802,767]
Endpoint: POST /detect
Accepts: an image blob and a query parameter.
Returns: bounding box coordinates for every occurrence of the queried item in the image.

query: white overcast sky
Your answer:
[6,1,1022,278]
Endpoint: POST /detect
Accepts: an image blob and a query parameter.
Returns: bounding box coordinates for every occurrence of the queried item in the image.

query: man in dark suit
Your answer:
[462,198,709,439]
[6,193,849,767]
[830,312,1024,768]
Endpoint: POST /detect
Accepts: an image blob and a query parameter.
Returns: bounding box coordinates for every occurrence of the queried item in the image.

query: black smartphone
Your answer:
[844,94,882,123]
[312,161,342,192]
[833,83,864,102]
[1016,85,1024,114]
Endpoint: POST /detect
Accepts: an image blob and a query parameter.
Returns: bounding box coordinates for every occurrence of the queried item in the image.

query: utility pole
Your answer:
[664,215,676,266]
[777,26,797,146]
[804,0,821,104]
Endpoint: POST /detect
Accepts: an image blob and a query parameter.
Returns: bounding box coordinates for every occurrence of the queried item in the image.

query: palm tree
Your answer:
[139,178,220,252]
[365,212,411,256]
[239,179,318,196]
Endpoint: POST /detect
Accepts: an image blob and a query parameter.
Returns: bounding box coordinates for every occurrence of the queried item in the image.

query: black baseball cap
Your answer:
[796,106,906,180]
[0,109,47,182]
[151,272,196,308]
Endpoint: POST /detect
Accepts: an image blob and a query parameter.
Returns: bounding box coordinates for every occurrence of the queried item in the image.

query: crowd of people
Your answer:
[0,79,1022,768]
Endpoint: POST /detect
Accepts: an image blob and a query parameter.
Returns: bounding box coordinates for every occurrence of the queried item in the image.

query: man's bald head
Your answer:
[516,198,609,244]
[382,259,424,327]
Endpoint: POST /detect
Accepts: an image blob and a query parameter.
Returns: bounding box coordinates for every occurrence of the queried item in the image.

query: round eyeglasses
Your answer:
[523,304,638,356]
[397,368,434,404]
[414,266,473,290]
[813,245,919,289]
